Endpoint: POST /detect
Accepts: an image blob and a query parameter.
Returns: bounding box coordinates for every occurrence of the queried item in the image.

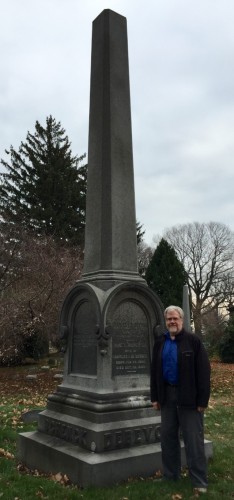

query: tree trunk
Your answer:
[193,301,203,339]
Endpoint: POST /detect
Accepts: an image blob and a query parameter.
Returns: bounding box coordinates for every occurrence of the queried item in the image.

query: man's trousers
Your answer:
[160,385,208,488]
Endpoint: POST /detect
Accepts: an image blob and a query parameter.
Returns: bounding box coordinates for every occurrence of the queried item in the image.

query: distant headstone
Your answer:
[182,284,192,332]
[26,374,37,380]
[21,409,41,423]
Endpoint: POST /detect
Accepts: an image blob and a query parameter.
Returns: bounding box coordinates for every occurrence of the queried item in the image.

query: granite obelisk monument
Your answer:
[18,9,212,486]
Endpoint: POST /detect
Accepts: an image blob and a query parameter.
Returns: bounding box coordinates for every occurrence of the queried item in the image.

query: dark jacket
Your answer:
[150,329,210,408]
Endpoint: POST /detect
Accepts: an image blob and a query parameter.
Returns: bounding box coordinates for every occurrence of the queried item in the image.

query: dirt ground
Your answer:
[0,364,61,398]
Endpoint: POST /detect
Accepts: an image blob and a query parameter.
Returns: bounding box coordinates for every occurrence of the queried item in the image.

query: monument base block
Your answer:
[18,431,213,487]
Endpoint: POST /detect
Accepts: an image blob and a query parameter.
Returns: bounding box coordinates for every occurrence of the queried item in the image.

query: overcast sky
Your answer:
[1,0,234,245]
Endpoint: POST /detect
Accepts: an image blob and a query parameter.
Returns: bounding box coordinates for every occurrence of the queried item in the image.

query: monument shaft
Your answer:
[83,10,138,279]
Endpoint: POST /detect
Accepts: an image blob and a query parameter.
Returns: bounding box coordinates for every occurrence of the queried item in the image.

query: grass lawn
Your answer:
[0,360,233,499]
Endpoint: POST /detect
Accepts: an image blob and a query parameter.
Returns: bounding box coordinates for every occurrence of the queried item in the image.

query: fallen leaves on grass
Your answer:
[211,361,234,393]
[0,366,59,400]
[17,463,71,486]
[52,472,70,485]
[35,486,49,499]
[155,469,163,478]
[0,447,15,459]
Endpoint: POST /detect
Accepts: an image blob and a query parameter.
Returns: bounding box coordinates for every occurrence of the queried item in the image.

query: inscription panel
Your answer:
[110,300,150,376]
[42,417,161,451]
[103,424,161,450]
[71,300,97,375]
[43,418,87,446]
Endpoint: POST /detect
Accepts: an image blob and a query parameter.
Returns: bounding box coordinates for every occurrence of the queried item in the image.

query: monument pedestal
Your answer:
[19,433,213,487]
[19,433,162,487]
[18,280,166,486]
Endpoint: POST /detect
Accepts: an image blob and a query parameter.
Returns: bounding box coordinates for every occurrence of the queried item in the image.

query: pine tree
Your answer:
[136,220,145,245]
[0,116,87,245]
[219,307,234,363]
[145,238,186,308]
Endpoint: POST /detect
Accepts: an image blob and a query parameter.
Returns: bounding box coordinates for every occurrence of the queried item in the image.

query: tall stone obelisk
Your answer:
[82,9,139,283]
[18,10,212,486]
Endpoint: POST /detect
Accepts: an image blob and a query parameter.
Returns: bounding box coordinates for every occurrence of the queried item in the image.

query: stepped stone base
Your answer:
[18,431,213,487]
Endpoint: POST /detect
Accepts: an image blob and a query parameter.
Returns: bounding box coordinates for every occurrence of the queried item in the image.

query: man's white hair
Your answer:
[164,305,184,319]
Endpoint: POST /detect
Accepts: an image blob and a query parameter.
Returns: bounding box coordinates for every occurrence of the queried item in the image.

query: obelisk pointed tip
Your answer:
[94,9,126,23]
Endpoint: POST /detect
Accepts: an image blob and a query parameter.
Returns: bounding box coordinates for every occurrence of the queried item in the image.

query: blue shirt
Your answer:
[162,331,178,385]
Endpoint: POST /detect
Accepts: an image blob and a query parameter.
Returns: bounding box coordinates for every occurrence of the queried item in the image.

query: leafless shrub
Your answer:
[0,226,84,365]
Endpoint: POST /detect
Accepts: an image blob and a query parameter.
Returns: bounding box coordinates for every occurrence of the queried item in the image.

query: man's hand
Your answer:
[197,406,206,412]
[152,401,161,410]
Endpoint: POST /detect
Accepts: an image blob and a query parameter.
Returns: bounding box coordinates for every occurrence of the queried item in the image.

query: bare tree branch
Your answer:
[164,221,234,335]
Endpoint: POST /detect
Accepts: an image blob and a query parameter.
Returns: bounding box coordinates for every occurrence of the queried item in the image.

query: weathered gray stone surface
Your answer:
[18,277,166,486]
[18,431,213,487]
[82,9,139,282]
[26,374,37,380]
[21,409,40,423]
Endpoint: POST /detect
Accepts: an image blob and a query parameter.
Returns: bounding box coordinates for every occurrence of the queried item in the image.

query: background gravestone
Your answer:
[18,10,212,486]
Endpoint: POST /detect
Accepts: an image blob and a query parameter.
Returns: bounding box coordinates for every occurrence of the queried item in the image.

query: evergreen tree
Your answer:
[0,116,87,245]
[145,238,186,308]
[136,220,145,245]
[218,307,234,363]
